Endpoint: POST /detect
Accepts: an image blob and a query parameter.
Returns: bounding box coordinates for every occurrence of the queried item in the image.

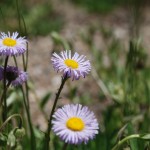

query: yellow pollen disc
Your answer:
[64,59,79,69]
[66,117,84,131]
[3,38,17,47]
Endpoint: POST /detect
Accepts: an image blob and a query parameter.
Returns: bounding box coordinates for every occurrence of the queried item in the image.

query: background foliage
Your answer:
[0,0,150,149]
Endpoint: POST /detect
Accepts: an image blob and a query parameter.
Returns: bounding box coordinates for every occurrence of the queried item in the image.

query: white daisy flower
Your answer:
[0,32,27,56]
[51,50,91,80]
[52,104,99,144]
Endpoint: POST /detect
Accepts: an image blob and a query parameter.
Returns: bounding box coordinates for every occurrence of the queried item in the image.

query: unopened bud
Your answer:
[14,128,25,139]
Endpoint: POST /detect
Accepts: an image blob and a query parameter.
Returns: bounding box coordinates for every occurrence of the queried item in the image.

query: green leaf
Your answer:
[127,123,139,150]
[140,134,150,140]
[0,133,7,146]
[40,92,51,109]
[7,131,16,147]
[117,124,128,140]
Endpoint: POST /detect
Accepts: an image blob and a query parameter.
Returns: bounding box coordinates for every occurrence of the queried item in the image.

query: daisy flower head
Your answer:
[51,50,91,80]
[0,66,28,86]
[0,32,27,56]
[52,104,99,145]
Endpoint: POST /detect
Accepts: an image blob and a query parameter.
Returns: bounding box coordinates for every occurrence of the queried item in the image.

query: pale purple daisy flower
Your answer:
[0,32,27,56]
[0,66,28,86]
[52,104,99,145]
[51,50,91,80]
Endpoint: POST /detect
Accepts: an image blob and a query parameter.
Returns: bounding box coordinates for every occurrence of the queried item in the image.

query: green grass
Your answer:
[0,0,63,35]
[71,0,124,13]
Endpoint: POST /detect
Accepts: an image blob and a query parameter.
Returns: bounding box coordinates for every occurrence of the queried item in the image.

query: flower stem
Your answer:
[45,75,68,150]
[112,134,140,150]
[0,114,23,132]
[0,82,11,106]
[20,86,36,150]
[62,143,68,150]
[2,56,9,121]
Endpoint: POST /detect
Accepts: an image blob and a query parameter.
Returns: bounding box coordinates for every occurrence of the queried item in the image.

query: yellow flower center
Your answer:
[66,117,84,131]
[64,59,79,69]
[3,38,17,47]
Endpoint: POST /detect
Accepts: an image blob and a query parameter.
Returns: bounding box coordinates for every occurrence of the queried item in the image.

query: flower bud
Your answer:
[14,128,25,139]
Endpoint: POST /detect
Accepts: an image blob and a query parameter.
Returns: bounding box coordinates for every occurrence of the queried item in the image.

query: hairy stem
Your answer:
[45,75,68,150]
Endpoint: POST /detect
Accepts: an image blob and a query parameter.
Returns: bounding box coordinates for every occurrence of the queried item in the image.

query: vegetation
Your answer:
[0,0,149,150]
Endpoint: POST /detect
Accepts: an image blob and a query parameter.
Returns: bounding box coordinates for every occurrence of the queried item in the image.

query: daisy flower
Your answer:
[0,66,28,86]
[51,50,91,80]
[0,32,27,56]
[52,104,99,144]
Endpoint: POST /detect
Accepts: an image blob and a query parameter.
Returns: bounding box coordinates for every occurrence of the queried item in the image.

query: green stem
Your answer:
[112,134,140,150]
[62,143,68,150]
[45,75,68,150]
[0,114,23,132]
[20,86,36,150]
[22,44,29,109]
[2,56,9,121]
[0,82,11,107]
[13,56,18,68]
